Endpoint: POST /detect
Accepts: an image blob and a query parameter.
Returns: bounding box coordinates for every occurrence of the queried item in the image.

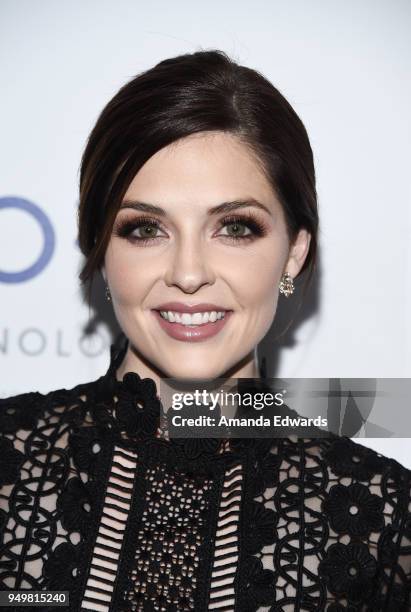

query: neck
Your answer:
[115,345,261,391]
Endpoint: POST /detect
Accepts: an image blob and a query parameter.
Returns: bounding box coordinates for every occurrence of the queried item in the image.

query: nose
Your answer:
[164,234,216,293]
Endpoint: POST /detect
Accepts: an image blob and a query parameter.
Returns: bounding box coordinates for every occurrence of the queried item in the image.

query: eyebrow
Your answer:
[119,198,272,217]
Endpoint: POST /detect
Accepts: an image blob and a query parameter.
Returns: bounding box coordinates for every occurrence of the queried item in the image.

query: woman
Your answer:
[0,50,410,611]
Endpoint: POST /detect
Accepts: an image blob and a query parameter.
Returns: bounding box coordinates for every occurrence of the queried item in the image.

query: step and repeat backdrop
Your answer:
[1,0,410,466]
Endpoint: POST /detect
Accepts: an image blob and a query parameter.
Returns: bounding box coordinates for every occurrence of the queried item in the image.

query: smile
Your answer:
[151,309,233,342]
[159,310,226,325]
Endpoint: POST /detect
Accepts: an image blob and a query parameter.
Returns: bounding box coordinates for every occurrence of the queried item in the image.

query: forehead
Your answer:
[123,131,277,207]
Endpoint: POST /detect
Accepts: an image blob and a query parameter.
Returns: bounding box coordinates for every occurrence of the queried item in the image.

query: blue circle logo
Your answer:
[0,197,55,283]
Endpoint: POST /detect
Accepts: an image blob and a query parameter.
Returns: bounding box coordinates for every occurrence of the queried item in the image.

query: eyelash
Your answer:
[113,214,269,245]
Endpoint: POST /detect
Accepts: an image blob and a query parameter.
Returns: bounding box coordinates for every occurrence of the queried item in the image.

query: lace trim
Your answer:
[208,462,243,610]
[81,445,139,611]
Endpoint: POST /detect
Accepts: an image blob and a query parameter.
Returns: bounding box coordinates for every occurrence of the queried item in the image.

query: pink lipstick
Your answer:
[151,304,233,343]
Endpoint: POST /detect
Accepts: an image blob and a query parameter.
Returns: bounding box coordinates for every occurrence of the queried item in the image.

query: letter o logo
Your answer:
[0,197,55,283]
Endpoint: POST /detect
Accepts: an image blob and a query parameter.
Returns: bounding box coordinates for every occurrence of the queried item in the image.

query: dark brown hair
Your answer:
[78,49,318,307]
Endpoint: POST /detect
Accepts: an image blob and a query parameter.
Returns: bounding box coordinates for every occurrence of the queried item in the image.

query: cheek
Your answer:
[104,245,150,304]
[233,243,286,303]
[230,243,286,338]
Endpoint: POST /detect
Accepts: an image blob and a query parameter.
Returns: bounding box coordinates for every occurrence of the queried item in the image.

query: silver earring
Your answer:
[105,284,111,302]
[279,272,294,297]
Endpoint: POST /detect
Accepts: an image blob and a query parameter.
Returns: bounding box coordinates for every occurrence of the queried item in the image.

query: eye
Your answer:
[219,218,253,239]
[113,212,269,246]
[217,214,268,242]
[113,217,166,245]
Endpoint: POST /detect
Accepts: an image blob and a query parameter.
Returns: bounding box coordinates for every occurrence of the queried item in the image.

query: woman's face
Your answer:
[103,131,310,380]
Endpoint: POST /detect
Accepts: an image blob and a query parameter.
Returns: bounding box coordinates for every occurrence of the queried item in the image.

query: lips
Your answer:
[151,308,233,342]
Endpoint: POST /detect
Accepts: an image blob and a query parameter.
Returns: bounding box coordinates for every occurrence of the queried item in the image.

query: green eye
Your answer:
[138,224,159,238]
[114,213,268,245]
[223,221,251,237]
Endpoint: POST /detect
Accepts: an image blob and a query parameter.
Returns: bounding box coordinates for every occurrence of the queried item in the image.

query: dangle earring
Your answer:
[279,272,294,297]
[105,284,111,302]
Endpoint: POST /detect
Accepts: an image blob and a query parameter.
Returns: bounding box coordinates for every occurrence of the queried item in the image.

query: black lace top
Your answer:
[1,337,410,612]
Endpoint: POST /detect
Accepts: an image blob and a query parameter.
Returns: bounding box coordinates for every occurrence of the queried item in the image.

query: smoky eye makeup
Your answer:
[112,211,271,246]
[113,215,164,242]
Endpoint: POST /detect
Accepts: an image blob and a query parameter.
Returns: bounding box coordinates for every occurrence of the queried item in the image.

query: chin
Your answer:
[161,362,225,381]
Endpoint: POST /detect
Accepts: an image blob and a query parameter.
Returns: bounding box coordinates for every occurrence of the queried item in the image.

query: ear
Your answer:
[100,265,107,284]
[284,229,311,278]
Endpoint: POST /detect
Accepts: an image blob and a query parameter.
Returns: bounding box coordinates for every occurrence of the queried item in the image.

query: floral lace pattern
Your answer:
[0,336,410,611]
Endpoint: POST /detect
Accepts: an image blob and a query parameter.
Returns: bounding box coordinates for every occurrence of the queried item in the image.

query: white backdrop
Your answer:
[1,0,410,466]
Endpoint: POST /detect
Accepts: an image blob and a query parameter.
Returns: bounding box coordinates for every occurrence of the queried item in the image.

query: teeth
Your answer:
[159,310,226,325]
